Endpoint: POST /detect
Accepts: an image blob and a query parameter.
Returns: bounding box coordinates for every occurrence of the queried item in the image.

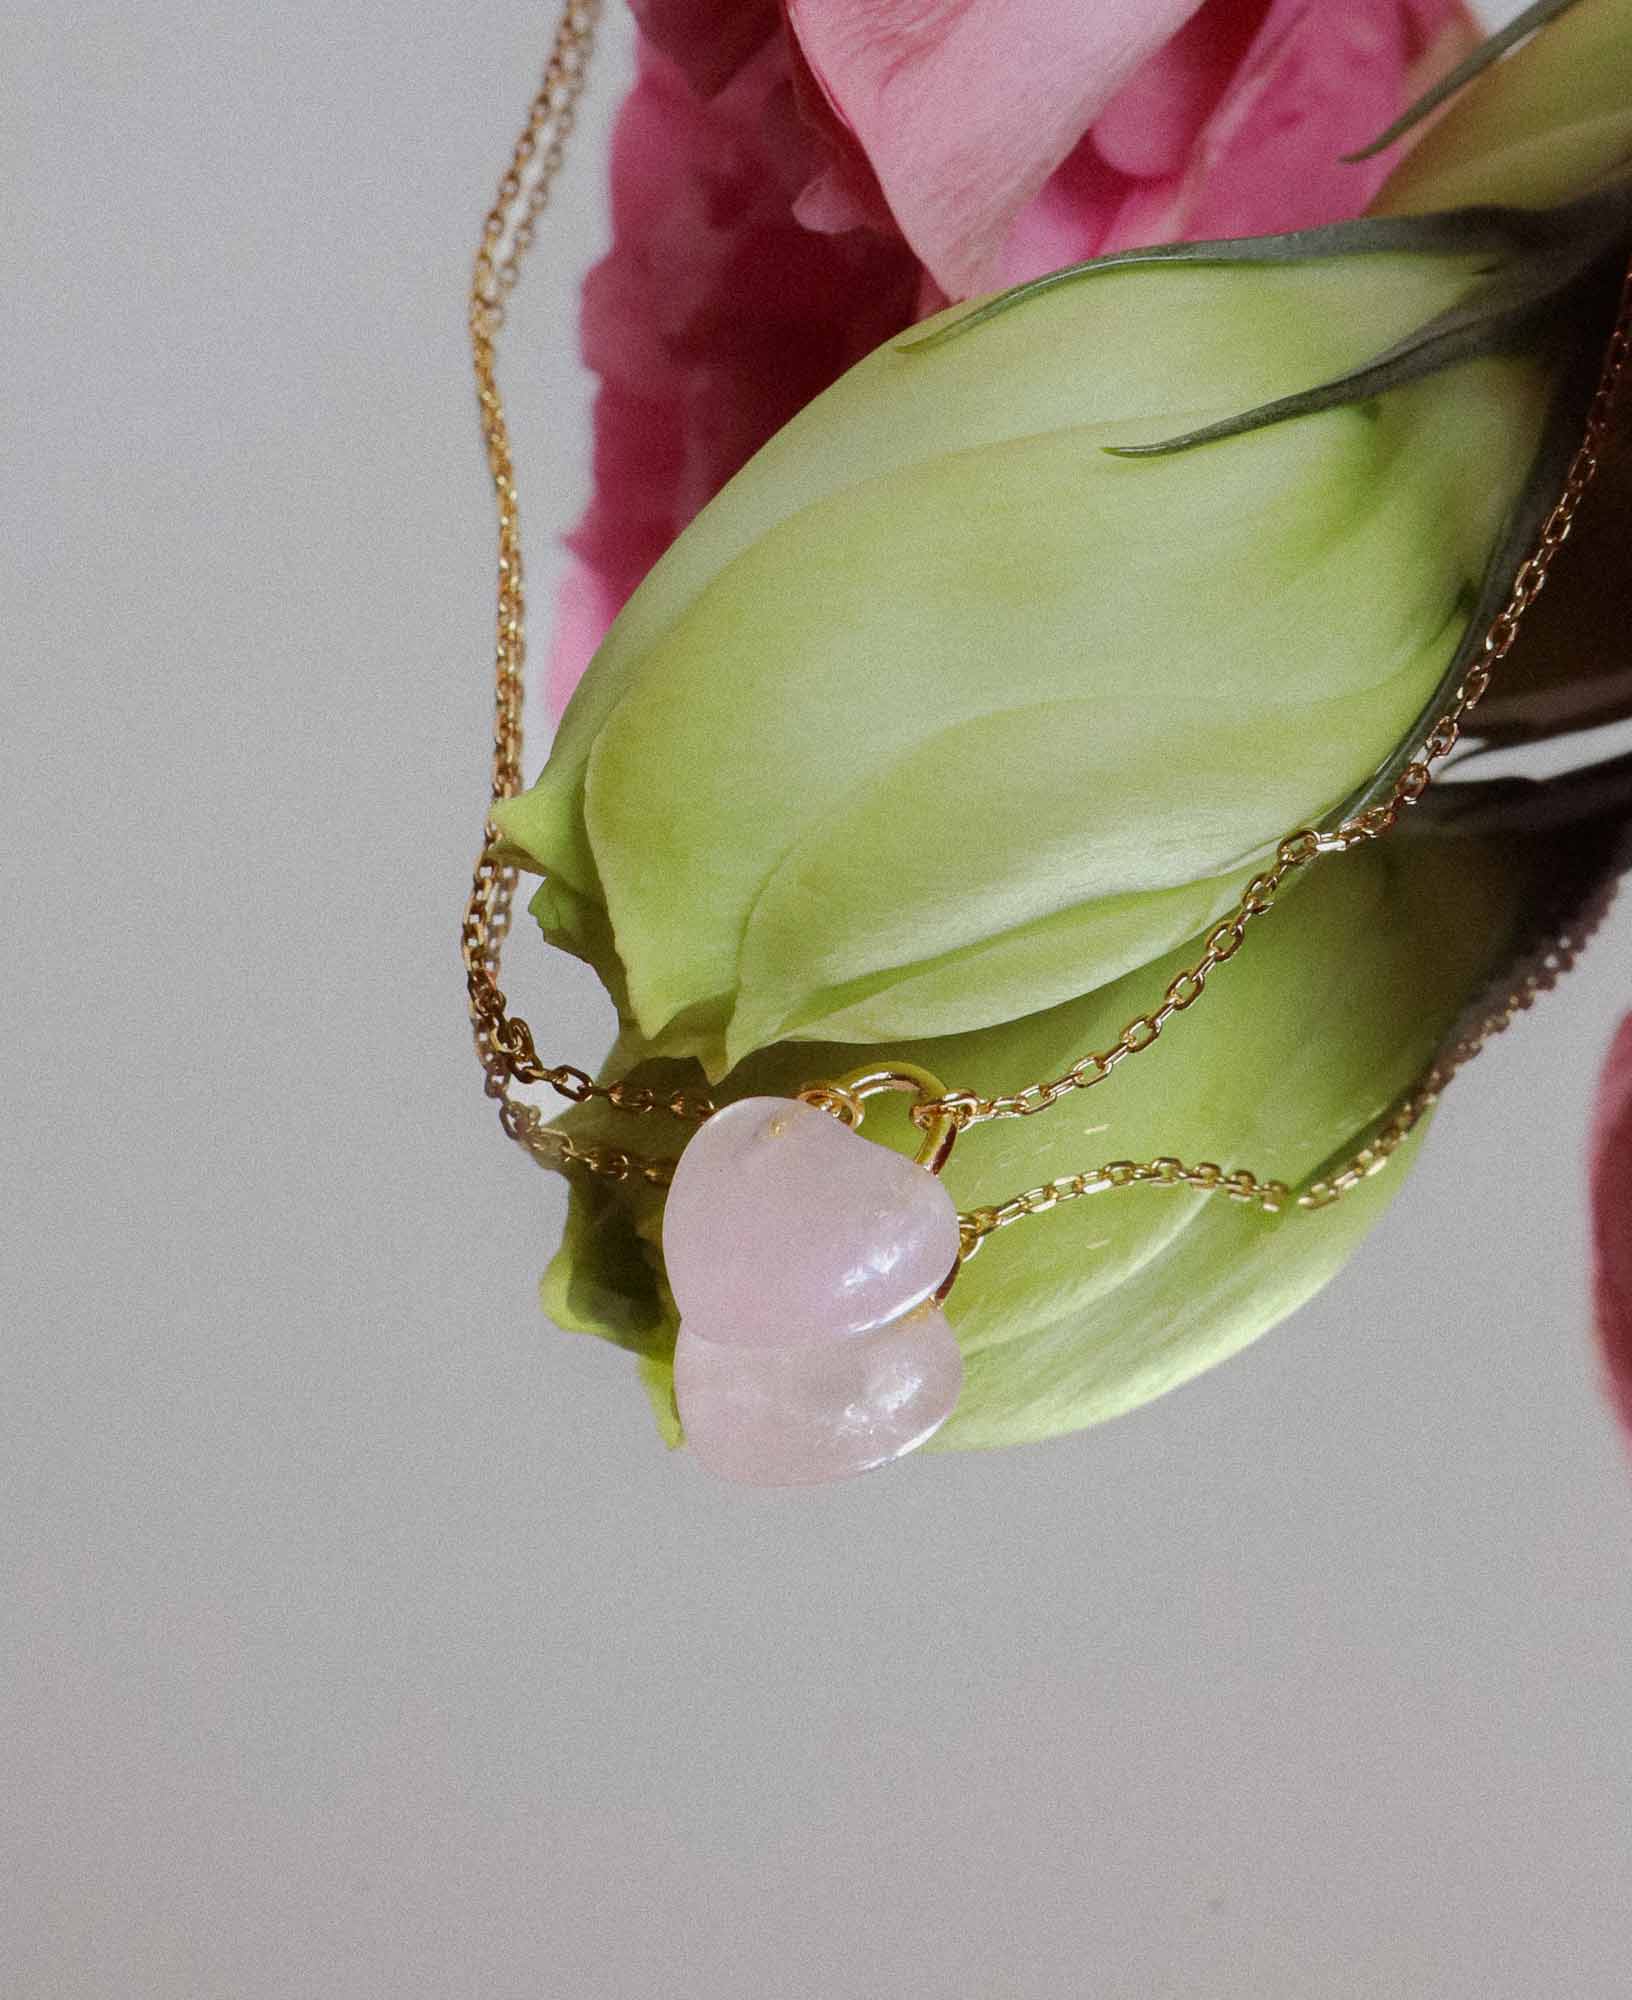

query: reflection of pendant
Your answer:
[662,1077,965,1485]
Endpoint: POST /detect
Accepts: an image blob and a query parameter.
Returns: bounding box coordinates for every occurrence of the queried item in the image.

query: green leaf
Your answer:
[895,205,1557,356]
[1100,191,1629,457]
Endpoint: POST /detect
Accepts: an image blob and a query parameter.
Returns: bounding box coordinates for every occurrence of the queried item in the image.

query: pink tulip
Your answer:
[1592,1013,1632,1439]
[547,0,1478,713]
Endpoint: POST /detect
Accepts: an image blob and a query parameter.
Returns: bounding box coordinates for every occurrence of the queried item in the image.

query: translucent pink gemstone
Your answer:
[674,1304,964,1485]
[661,1096,961,1348]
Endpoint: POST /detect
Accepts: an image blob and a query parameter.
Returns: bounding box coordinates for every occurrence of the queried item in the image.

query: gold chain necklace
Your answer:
[462,0,1631,1270]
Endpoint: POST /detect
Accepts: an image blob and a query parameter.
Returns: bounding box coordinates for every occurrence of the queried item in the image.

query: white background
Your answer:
[5,2,1631,1994]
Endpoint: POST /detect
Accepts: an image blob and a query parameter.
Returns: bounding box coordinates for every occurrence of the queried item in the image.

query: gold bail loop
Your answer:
[796,1063,960,1176]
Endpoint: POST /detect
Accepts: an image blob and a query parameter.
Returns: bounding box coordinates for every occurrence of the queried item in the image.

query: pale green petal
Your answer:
[570,351,1541,1075]
[539,824,1541,1450]
[636,1355,683,1450]
[718,364,1496,1061]
[933,1131,1421,1447]
[729,866,1254,1060]
[492,249,1543,1076]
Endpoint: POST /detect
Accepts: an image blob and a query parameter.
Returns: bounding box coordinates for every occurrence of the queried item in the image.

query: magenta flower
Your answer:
[1593,1013,1632,1439]
[786,0,1475,294]
[547,0,1477,714]
[546,33,922,711]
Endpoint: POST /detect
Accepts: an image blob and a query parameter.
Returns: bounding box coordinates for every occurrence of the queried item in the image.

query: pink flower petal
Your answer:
[1591,1013,1632,1440]
[547,36,920,715]
[989,0,1478,287]
[545,559,627,719]
[627,0,781,98]
[1167,0,1478,243]
[784,0,1202,296]
[1092,0,1262,181]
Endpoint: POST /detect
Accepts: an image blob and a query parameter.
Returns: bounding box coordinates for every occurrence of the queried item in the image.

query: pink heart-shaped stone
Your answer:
[662,1096,961,1348]
[674,1304,964,1486]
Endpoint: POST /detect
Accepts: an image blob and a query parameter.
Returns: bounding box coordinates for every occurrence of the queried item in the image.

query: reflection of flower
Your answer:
[1593,1014,1632,1440]
[549,0,1476,711]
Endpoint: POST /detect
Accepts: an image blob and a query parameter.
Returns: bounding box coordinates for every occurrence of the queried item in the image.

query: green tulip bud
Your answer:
[538,811,1618,1450]
[494,244,1554,1081]
[492,0,1632,1456]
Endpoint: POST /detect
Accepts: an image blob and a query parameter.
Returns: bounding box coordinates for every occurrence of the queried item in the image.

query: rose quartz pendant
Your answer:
[674,1303,964,1486]
[662,1096,960,1347]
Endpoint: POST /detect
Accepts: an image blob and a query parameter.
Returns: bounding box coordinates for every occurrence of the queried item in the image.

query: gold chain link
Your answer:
[956,861,1620,1252]
[916,265,1632,1134]
[464,6,1631,1229]
[919,827,1325,1129]
[460,0,718,1163]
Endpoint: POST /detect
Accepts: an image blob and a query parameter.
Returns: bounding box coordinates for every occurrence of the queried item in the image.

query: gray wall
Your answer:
[5,3,1630,1994]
